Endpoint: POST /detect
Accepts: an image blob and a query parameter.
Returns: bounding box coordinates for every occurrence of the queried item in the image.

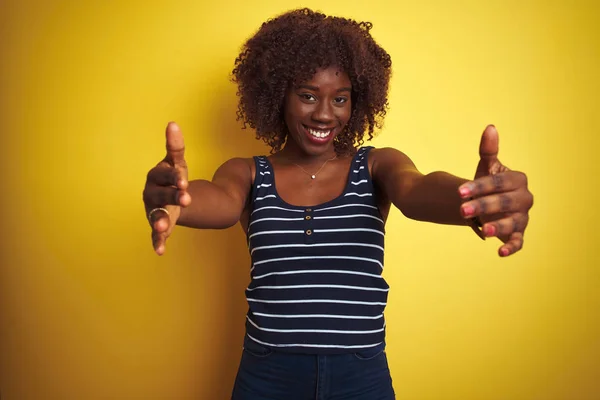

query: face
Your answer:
[283,66,352,157]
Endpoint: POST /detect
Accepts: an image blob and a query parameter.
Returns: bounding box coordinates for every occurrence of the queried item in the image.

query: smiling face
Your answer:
[283,66,352,159]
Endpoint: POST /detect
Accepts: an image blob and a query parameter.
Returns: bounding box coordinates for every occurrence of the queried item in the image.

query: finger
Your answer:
[165,122,186,167]
[147,207,170,227]
[459,171,526,199]
[481,214,529,238]
[479,124,499,165]
[147,164,188,189]
[143,186,191,208]
[498,232,524,257]
[152,229,167,255]
[149,211,173,255]
[460,190,523,218]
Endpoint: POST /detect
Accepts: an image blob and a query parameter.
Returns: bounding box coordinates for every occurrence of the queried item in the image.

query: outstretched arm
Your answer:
[143,122,252,255]
[176,159,252,230]
[371,125,533,257]
[371,148,469,225]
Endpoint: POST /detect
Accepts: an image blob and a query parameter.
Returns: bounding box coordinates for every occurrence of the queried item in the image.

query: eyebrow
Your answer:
[297,85,352,93]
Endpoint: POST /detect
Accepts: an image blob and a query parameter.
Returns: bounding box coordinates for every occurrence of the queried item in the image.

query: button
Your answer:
[306,208,312,212]
[306,229,312,235]
[305,216,312,220]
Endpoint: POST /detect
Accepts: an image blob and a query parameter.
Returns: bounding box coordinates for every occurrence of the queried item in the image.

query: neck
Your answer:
[278,141,337,165]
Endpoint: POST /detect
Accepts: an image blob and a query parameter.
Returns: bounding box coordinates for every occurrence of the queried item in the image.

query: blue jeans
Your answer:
[231,337,395,400]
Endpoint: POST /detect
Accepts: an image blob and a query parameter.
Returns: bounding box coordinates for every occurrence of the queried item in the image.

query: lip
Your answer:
[302,124,336,145]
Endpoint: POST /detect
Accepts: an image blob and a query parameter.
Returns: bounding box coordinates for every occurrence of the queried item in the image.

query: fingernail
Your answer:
[500,248,509,257]
[484,225,495,237]
[459,186,471,198]
[462,205,475,217]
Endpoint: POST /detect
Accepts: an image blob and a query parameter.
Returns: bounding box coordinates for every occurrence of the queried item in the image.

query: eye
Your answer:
[334,96,349,105]
[299,93,317,102]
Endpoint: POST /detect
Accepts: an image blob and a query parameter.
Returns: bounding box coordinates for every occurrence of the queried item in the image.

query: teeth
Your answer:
[308,128,332,138]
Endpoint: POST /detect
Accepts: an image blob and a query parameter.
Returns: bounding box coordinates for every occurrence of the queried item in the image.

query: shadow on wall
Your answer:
[176,84,272,399]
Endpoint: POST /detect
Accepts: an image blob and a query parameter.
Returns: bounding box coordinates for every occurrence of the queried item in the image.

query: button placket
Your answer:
[304,208,314,242]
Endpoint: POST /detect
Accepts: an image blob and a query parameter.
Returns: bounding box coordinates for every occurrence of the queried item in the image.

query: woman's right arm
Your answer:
[143,122,252,255]
[177,158,253,229]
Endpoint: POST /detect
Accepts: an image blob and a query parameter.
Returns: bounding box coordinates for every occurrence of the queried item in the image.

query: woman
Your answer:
[142,8,533,399]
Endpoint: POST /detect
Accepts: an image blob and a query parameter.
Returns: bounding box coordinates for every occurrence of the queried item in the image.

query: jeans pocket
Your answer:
[243,338,274,358]
[353,343,385,360]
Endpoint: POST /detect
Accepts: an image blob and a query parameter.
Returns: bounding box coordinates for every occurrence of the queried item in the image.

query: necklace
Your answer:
[292,155,338,179]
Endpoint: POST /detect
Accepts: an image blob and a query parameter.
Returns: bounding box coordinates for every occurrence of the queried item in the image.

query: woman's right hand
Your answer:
[143,122,192,255]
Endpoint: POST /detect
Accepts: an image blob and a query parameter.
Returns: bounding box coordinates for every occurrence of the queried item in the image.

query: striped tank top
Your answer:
[245,146,388,354]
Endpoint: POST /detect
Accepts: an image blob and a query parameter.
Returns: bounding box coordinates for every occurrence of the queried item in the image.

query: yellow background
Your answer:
[1,0,598,399]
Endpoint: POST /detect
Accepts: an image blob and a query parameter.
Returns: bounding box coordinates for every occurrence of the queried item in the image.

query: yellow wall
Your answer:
[1,1,598,399]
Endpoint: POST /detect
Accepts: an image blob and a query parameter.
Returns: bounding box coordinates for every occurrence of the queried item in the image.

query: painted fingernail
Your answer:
[484,225,496,237]
[500,248,509,257]
[462,205,475,217]
[459,186,471,198]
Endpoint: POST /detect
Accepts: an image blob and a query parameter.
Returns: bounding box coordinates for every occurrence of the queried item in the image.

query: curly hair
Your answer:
[232,8,392,155]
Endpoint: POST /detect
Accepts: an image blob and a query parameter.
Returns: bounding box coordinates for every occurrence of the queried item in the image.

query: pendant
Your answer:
[311,175,316,179]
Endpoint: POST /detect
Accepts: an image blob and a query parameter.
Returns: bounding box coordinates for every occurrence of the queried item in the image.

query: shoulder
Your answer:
[217,157,255,171]
[367,147,419,177]
[369,146,410,160]
[214,157,255,183]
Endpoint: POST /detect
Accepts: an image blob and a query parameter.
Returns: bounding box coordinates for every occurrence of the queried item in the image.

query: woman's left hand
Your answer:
[458,125,534,257]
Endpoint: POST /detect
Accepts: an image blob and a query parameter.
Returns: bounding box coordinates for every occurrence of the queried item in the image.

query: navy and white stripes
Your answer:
[245,147,388,354]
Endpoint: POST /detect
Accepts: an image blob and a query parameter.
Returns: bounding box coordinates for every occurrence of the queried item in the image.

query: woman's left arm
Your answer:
[371,125,533,257]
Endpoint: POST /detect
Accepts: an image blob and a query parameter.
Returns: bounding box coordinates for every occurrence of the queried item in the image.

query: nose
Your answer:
[311,100,334,124]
